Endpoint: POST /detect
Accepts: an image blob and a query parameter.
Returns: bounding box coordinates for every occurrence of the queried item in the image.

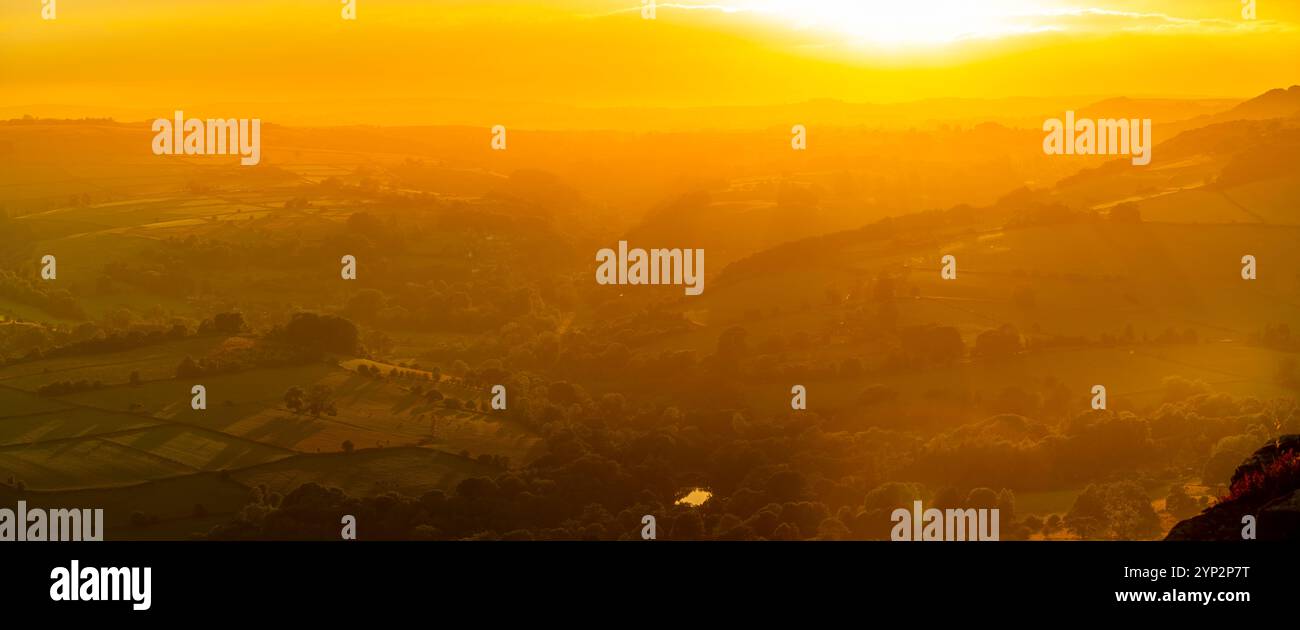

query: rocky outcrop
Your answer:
[1230,434,1300,487]
[1165,435,1300,541]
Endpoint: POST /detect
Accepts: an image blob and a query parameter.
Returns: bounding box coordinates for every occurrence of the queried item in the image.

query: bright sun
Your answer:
[719,0,1071,46]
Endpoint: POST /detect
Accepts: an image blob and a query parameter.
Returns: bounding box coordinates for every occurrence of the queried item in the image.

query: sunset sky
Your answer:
[1,0,1297,124]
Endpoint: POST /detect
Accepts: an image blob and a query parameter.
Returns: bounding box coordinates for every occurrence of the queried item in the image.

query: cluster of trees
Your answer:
[1,312,247,369]
[270,312,360,355]
[912,387,1298,495]
[190,360,938,539]
[8,323,189,366]
[1064,481,1161,539]
[210,460,1040,541]
[1164,484,1208,519]
[354,362,437,383]
[283,385,337,419]
[322,208,569,337]
[0,269,83,319]
[1255,323,1300,352]
[36,379,104,397]
[900,325,965,364]
[911,410,1158,490]
[342,282,548,335]
[198,312,246,335]
[174,329,322,379]
[175,348,311,378]
[201,355,1299,541]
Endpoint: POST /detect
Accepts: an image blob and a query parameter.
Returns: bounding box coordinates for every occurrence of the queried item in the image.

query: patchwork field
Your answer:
[0,311,545,537]
[2,101,1297,542]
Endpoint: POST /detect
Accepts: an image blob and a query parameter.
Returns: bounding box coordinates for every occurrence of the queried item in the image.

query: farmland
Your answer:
[1,99,1298,540]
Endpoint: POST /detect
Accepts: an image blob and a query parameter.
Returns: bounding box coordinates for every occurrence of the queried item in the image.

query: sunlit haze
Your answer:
[1,0,1297,124]
[678,0,1071,45]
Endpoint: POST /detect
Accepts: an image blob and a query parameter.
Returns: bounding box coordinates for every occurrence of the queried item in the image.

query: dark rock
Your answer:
[1259,488,1300,541]
[1166,435,1300,540]
[1164,506,1246,541]
[1230,434,1300,487]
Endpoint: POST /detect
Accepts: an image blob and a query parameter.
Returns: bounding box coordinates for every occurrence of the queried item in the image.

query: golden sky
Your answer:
[1,0,1297,124]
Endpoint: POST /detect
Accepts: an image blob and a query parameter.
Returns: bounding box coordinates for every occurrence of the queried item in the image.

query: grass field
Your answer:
[0,438,195,490]
[0,347,535,537]
[0,406,161,447]
[230,447,496,497]
[0,336,233,390]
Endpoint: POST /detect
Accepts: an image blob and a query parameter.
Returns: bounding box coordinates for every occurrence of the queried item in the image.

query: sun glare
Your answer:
[717,0,1070,46]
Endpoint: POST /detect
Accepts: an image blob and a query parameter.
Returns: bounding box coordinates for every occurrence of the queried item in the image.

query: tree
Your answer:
[304,385,337,419]
[717,326,748,364]
[669,511,705,540]
[1164,484,1200,519]
[1203,434,1261,486]
[973,324,1022,358]
[284,386,305,415]
[341,440,355,453]
[817,517,851,541]
[282,385,337,419]
[280,312,360,354]
[996,488,1016,522]
[547,381,579,406]
[1065,481,1160,539]
[200,312,246,334]
[966,487,998,509]
[1108,202,1142,223]
[176,355,202,378]
[901,325,964,364]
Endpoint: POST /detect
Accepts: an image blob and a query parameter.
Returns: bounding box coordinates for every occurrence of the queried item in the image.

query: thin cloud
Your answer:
[599,1,1295,42]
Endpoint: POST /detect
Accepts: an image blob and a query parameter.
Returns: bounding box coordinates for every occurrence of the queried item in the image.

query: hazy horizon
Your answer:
[4,0,1299,126]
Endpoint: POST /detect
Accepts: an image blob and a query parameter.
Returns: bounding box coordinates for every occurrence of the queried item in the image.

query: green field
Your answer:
[230,447,496,497]
[0,406,161,447]
[0,338,543,512]
[0,336,232,390]
[0,438,195,490]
